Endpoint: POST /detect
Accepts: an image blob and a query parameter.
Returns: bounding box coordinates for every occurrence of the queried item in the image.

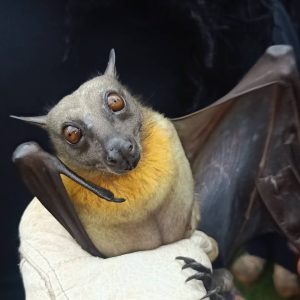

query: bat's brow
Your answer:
[64,119,88,129]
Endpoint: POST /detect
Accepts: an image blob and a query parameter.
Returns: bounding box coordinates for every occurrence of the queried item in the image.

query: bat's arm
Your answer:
[12,141,107,257]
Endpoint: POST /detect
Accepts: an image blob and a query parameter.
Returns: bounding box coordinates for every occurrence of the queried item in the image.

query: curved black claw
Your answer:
[182,261,212,274]
[176,256,234,300]
[186,272,213,290]
[176,256,197,264]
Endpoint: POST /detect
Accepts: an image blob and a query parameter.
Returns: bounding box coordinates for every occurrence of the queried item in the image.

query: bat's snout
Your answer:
[105,136,140,173]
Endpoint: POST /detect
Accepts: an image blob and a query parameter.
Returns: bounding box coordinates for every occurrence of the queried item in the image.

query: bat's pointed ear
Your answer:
[10,115,47,128]
[104,48,117,78]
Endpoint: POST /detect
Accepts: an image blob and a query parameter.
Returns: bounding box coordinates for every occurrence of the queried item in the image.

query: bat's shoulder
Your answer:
[142,107,177,137]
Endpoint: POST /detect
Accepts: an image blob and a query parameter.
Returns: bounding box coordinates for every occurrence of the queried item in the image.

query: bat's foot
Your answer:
[176,256,234,300]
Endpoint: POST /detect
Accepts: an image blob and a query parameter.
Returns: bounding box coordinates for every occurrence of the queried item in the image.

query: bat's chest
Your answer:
[60,117,196,256]
[62,158,175,224]
[72,190,194,257]
[62,161,195,256]
[62,122,176,223]
[80,212,169,256]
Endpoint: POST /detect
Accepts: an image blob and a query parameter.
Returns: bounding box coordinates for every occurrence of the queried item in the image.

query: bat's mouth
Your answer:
[104,136,140,174]
[106,151,141,175]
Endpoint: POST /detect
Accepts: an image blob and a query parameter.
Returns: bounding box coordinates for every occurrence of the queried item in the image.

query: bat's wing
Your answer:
[13,142,124,257]
[172,45,300,265]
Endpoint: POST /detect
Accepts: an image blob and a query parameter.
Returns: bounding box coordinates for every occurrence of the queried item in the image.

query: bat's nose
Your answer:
[105,137,140,172]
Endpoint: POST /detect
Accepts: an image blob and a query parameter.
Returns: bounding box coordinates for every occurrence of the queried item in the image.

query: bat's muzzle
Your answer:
[104,136,140,173]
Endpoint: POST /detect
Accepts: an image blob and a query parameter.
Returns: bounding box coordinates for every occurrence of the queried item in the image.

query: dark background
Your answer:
[1,1,300,299]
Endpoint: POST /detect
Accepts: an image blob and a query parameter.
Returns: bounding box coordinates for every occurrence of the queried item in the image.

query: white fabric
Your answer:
[19,198,214,300]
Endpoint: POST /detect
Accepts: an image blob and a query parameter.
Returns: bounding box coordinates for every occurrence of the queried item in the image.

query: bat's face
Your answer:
[47,75,143,175]
[13,50,143,175]
[48,54,143,174]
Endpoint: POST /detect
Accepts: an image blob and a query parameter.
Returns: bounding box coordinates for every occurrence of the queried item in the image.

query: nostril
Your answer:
[128,143,133,152]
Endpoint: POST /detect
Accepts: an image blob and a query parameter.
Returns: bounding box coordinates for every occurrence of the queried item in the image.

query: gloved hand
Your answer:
[19,198,216,300]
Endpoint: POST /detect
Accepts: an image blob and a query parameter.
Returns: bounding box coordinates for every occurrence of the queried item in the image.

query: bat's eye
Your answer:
[63,125,82,144]
[107,92,125,112]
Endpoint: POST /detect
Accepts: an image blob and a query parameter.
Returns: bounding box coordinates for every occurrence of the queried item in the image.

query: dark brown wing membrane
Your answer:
[257,167,300,252]
[172,45,300,264]
[12,142,108,257]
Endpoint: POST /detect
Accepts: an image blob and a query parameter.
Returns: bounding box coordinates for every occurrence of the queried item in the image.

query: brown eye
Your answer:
[107,92,125,112]
[63,126,82,144]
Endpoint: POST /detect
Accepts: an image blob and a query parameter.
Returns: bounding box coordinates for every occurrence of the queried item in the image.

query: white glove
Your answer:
[19,198,215,300]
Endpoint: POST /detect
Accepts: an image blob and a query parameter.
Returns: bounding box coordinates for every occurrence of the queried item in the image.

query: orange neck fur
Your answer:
[61,111,175,223]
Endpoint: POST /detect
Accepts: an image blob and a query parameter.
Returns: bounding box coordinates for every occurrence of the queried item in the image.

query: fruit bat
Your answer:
[11,45,300,271]
[11,49,203,259]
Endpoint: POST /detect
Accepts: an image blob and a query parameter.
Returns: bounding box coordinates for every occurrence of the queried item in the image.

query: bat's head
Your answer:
[12,49,143,175]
